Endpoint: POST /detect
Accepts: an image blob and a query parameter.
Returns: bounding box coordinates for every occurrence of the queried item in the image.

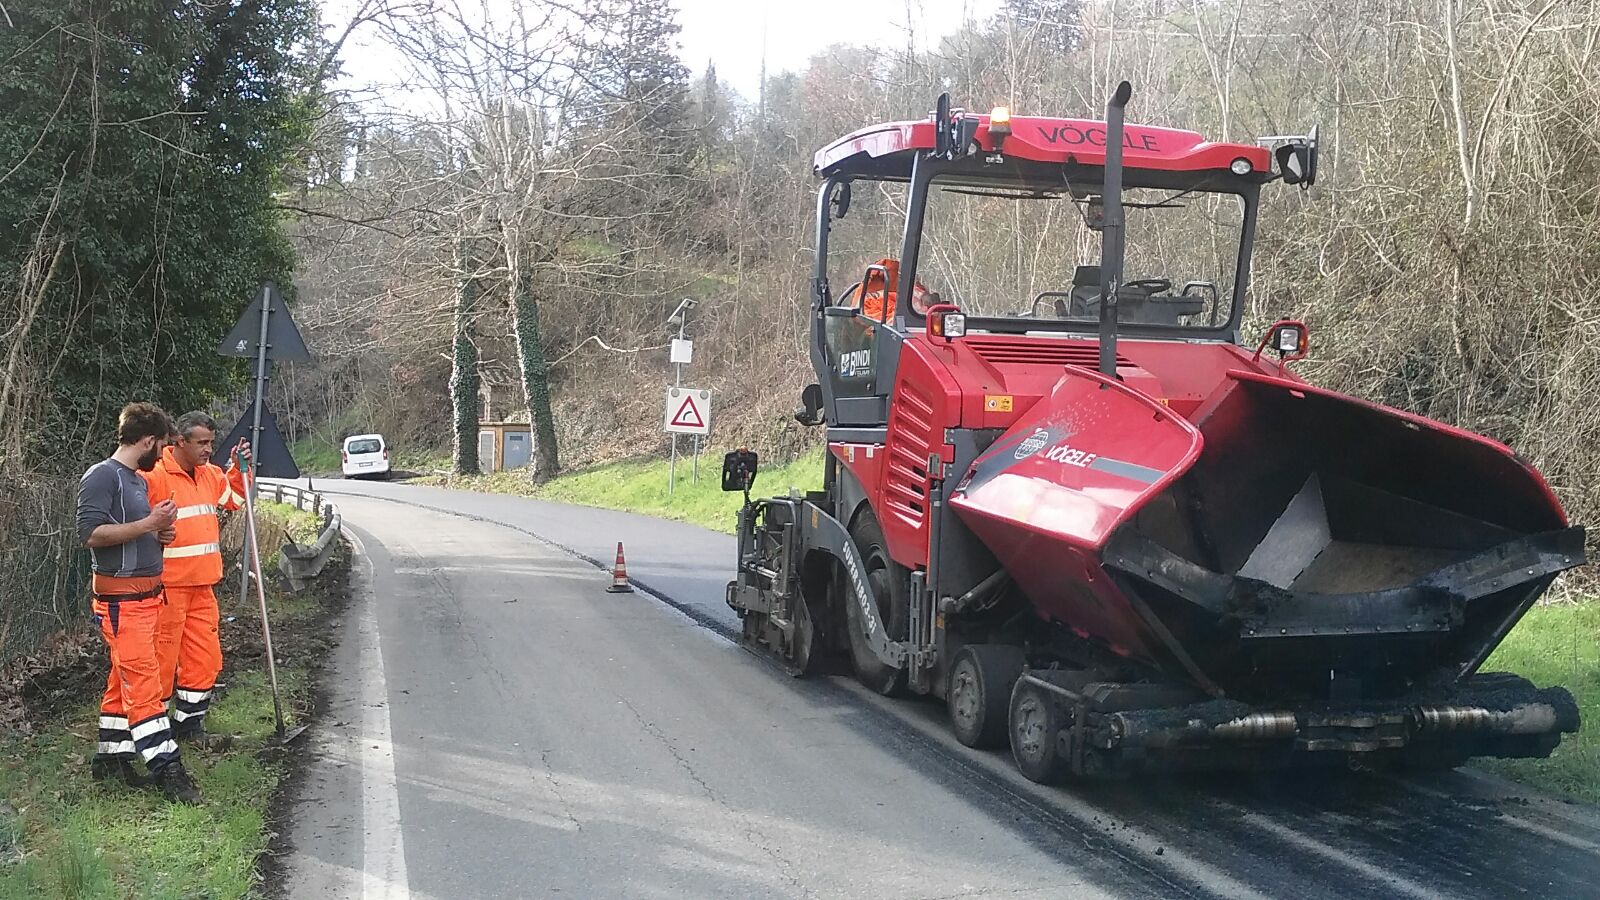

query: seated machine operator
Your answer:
[844,258,933,322]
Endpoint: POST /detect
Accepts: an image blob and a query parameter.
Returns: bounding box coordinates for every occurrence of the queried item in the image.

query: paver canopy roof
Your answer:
[814,114,1271,181]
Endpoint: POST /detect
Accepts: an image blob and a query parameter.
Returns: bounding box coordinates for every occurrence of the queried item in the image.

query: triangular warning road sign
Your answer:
[217,281,310,361]
[663,387,711,435]
[670,396,705,429]
[210,401,301,479]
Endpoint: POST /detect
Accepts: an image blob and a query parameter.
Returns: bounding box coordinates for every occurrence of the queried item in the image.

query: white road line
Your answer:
[346,528,412,900]
[1385,771,1600,833]
[1234,811,1445,900]
[1495,812,1600,853]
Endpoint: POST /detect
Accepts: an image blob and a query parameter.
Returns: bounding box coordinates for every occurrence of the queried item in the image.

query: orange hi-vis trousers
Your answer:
[93,574,181,772]
[156,585,222,730]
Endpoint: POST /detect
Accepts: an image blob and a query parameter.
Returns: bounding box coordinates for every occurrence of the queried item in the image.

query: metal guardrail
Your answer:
[257,482,342,592]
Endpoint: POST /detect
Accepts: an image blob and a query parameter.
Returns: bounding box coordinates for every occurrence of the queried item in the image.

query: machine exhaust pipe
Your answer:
[1109,699,1576,750]
[1111,709,1299,749]
[1416,703,1565,735]
[1098,80,1132,378]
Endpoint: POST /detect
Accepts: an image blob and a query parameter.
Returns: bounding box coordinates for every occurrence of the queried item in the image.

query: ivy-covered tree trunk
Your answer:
[449,244,481,475]
[509,257,560,482]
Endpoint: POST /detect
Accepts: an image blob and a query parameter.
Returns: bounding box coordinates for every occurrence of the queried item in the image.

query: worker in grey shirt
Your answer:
[77,402,199,804]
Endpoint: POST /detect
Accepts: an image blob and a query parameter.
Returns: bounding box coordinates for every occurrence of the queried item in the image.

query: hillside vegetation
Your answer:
[276,0,1600,554]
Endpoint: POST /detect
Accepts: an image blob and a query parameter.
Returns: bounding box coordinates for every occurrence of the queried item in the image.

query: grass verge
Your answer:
[1477,601,1600,802]
[416,451,1598,802]
[0,501,347,898]
[418,448,827,534]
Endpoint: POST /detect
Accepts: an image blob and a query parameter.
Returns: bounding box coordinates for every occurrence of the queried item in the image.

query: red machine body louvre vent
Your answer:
[964,334,1131,369]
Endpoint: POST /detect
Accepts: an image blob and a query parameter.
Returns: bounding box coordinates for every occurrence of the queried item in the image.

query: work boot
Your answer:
[150,761,202,805]
[90,756,147,788]
[173,720,233,752]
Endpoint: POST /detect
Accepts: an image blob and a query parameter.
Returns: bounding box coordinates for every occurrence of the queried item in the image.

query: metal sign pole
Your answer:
[668,316,686,497]
[238,284,271,611]
[250,284,270,466]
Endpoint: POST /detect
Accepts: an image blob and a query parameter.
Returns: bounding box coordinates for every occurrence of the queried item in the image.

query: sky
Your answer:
[675,0,1001,97]
[324,0,1004,102]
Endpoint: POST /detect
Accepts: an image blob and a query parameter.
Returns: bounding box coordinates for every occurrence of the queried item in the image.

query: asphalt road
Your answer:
[280,478,1600,899]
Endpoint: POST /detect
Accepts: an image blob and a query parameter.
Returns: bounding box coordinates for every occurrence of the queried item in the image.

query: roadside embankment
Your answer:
[0,501,348,897]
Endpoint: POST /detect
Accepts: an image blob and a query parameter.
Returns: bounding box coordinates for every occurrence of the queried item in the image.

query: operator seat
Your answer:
[1062,264,1101,316]
[1061,264,1206,325]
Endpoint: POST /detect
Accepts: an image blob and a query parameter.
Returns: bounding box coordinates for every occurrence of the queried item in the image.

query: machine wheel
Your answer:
[844,509,908,696]
[948,645,1026,748]
[1009,678,1071,784]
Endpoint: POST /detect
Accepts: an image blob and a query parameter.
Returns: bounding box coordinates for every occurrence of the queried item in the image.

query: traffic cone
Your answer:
[606,542,633,593]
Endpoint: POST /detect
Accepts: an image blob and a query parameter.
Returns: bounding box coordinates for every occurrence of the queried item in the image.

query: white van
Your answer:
[341,433,390,478]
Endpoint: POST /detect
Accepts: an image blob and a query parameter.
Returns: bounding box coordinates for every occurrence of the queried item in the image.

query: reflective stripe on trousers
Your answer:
[130,713,179,767]
[172,687,213,723]
[97,714,135,757]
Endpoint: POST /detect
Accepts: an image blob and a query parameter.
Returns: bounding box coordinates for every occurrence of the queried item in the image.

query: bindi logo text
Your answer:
[839,349,872,377]
[1036,124,1160,152]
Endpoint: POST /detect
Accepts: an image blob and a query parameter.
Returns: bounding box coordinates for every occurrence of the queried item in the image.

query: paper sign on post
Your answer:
[664,387,711,435]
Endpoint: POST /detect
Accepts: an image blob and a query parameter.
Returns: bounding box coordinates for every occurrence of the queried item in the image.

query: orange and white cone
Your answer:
[606,542,633,593]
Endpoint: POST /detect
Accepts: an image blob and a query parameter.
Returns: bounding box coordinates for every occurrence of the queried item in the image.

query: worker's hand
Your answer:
[157,526,177,545]
[234,439,252,465]
[147,498,178,531]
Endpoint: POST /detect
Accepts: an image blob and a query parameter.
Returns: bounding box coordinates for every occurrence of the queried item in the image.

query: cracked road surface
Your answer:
[280,480,1600,899]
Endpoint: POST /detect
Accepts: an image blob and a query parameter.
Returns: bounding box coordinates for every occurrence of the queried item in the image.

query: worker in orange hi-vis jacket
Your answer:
[140,411,250,750]
[853,257,933,322]
[78,402,201,804]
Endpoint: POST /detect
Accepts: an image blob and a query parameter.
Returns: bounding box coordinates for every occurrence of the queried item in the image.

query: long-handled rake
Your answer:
[237,446,309,745]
